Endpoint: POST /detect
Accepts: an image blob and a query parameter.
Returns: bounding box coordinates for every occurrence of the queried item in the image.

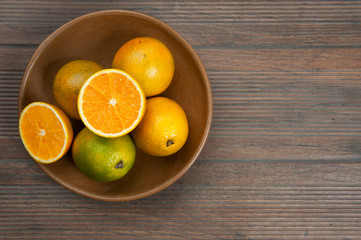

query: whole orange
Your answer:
[131,96,188,157]
[112,37,174,97]
[53,60,103,119]
[72,127,136,182]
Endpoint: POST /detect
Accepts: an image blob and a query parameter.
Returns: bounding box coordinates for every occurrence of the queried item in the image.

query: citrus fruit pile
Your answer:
[19,37,189,182]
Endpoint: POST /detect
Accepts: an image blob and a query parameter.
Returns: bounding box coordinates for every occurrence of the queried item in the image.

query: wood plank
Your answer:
[1,1,361,47]
[0,71,22,138]
[198,48,361,72]
[3,46,361,71]
[3,158,361,187]
[1,0,361,25]
[0,46,34,71]
[3,22,361,47]
[201,136,361,161]
[1,160,361,239]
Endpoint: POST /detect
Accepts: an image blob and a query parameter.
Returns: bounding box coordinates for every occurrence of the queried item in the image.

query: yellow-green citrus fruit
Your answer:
[53,60,103,119]
[72,127,135,182]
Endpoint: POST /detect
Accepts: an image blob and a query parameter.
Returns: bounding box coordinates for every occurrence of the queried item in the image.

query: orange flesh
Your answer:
[20,105,65,161]
[81,72,142,134]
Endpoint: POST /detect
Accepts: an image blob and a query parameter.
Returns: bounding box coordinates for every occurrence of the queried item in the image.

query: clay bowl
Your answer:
[18,10,212,201]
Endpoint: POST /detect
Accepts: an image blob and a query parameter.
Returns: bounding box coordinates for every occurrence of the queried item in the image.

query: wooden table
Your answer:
[2,1,361,239]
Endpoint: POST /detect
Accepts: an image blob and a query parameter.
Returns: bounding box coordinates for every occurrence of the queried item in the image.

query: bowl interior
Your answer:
[18,10,211,201]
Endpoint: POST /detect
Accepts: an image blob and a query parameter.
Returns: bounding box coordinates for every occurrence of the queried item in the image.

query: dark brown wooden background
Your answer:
[2,1,361,239]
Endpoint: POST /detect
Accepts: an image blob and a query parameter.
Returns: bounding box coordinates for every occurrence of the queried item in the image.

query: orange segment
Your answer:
[19,102,73,164]
[78,69,146,138]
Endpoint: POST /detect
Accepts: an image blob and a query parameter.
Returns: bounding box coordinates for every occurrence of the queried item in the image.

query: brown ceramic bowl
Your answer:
[18,10,212,201]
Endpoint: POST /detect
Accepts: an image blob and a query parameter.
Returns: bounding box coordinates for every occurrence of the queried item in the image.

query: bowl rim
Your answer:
[18,9,213,202]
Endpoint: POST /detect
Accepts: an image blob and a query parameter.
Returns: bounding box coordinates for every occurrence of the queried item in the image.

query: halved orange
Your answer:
[19,102,73,164]
[78,69,146,138]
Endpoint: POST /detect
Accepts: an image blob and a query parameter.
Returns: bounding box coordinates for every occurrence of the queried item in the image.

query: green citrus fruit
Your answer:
[72,127,135,182]
[53,60,103,119]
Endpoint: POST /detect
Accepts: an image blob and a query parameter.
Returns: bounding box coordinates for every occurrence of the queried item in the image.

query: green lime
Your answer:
[72,127,135,182]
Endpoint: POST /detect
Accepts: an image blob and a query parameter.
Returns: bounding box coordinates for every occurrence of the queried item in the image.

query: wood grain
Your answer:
[2,157,361,239]
[2,0,361,239]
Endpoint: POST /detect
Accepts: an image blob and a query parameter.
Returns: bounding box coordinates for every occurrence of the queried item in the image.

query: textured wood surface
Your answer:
[2,1,361,239]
